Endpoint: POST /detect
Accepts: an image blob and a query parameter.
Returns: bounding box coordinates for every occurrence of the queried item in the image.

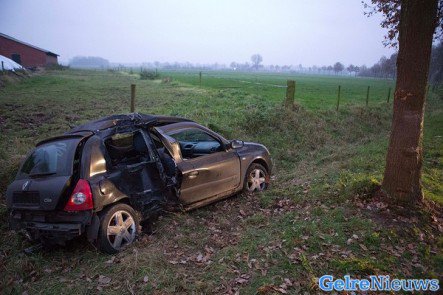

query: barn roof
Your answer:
[0,32,59,57]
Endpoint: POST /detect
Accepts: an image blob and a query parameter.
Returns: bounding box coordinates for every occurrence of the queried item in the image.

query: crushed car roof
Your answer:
[36,113,192,146]
[67,113,193,134]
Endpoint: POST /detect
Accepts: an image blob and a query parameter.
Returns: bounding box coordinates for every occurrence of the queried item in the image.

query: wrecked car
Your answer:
[6,114,272,253]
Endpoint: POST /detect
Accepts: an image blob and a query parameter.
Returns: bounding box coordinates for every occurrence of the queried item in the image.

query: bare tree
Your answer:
[347,64,356,76]
[251,54,263,70]
[333,62,344,74]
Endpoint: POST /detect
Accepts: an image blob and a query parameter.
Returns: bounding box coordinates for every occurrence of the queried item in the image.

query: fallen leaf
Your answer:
[98,275,111,285]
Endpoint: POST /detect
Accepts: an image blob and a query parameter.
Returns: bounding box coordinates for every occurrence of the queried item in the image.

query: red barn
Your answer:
[0,33,58,68]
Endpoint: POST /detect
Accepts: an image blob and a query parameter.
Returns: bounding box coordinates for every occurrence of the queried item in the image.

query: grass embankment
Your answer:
[0,69,441,294]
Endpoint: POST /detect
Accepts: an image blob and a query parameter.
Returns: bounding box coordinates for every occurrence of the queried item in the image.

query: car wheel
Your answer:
[243,163,269,193]
[97,203,139,254]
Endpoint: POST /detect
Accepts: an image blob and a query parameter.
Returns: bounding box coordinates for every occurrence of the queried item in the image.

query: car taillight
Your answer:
[64,179,93,211]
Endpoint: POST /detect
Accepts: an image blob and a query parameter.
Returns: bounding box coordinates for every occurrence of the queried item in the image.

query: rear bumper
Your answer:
[21,221,83,240]
[9,210,93,243]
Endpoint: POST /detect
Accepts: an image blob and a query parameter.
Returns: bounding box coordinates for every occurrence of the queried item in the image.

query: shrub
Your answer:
[46,64,69,71]
[140,69,160,80]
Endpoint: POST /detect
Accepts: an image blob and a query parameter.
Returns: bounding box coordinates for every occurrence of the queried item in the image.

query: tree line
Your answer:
[67,42,442,85]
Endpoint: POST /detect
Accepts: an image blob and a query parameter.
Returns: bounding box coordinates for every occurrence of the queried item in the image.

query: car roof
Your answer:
[35,114,193,146]
[66,113,193,134]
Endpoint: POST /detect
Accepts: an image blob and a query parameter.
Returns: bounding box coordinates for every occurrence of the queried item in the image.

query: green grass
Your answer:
[0,69,441,294]
[163,70,395,110]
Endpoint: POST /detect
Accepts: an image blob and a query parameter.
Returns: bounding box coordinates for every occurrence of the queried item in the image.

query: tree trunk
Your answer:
[382,0,438,206]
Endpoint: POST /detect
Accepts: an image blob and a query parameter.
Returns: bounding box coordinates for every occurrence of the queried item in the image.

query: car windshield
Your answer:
[18,138,80,178]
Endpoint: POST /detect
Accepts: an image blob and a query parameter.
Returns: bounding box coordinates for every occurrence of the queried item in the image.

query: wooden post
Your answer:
[336,85,341,111]
[130,84,136,113]
[199,71,202,86]
[1,61,4,71]
[387,87,391,103]
[366,86,370,106]
[285,80,296,107]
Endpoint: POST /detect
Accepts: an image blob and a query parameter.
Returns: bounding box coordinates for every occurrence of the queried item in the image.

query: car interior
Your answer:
[104,131,163,194]
[148,131,177,177]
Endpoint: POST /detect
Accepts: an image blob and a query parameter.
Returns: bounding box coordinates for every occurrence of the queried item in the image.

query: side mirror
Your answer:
[230,140,244,149]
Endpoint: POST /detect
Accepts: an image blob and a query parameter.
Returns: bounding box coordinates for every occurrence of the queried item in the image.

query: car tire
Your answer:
[243,163,269,193]
[97,203,139,254]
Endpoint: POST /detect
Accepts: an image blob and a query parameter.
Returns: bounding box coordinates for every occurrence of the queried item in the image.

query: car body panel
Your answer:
[177,151,241,204]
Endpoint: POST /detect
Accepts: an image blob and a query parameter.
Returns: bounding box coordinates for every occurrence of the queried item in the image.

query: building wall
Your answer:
[0,35,58,67]
[46,54,58,65]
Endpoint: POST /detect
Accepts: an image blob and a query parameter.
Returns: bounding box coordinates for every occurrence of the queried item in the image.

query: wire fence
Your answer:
[1,68,439,112]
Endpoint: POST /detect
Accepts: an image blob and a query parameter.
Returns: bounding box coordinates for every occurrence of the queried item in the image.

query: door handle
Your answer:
[188,171,199,179]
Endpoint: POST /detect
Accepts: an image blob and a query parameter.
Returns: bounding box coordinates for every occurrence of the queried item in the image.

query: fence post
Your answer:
[387,87,391,103]
[130,84,136,113]
[336,85,341,111]
[199,71,202,86]
[285,80,296,107]
[366,86,370,106]
[1,61,4,72]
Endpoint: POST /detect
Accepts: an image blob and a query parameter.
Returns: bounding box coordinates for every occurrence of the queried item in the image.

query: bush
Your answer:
[46,64,69,71]
[140,69,160,80]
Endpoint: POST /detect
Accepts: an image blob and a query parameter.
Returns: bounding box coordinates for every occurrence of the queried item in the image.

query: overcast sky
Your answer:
[0,0,396,66]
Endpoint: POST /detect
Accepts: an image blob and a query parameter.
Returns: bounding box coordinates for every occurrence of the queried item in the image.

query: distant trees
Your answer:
[69,56,109,69]
[358,53,397,78]
[251,54,263,70]
[346,64,360,76]
[333,62,344,74]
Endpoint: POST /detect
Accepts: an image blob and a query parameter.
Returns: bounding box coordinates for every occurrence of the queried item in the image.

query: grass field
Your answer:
[163,70,396,110]
[0,69,441,294]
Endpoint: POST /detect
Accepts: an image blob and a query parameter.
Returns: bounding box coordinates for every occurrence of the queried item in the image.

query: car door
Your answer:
[154,127,241,204]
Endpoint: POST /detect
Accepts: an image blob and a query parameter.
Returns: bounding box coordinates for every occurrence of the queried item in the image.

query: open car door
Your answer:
[153,126,241,205]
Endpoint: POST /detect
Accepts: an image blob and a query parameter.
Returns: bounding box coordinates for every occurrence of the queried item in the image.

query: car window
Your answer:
[18,138,79,178]
[167,128,222,158]
[168,128,217,142]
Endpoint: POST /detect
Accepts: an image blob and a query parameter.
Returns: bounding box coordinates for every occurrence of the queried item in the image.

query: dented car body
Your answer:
[6,114,272,253]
